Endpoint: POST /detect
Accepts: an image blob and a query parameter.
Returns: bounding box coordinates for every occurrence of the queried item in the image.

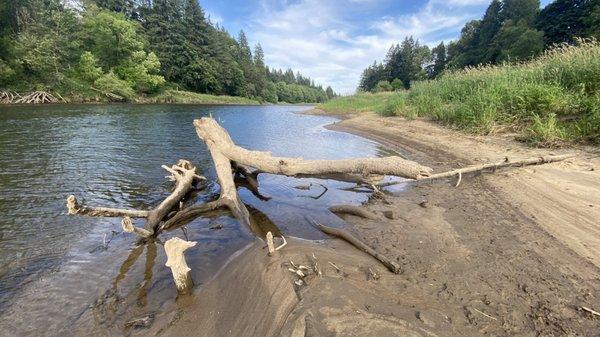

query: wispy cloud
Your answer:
[246,0,486,93]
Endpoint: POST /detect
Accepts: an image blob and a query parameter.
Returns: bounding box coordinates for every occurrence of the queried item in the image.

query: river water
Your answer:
[0,104,397,335]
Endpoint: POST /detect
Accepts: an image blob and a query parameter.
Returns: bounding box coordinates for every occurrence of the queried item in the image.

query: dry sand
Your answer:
[149,111,599,337]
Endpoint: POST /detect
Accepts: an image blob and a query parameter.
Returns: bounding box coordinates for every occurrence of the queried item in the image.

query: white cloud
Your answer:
[248,0,483,94]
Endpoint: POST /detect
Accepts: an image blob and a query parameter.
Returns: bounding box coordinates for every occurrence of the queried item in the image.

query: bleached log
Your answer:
[164,237,197,294]
[193,117,432,231]
[193,117,432,180]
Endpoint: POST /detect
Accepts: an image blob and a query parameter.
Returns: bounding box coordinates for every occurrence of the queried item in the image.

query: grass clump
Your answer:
[144,89,260,105]
[320,40,600,146]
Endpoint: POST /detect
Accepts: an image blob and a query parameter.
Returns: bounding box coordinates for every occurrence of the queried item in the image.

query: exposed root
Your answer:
[329,205,379,220]
[315,222,401,274]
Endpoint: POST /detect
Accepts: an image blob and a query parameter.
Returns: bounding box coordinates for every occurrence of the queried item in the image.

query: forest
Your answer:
[0,0,335,103]
[359,0,600,92]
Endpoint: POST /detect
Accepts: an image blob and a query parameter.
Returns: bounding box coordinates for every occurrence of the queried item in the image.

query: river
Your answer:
[0,104,398,335]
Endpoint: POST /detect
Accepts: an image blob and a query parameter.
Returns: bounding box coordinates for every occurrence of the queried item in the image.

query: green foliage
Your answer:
[329,42,600,146]
[0,0,328,103]
[94,70,135,100]
[80,8,145,69]
[374,80,393,92]
[493,21,545,61]
[78,52,103,82]
[390,78,404,91]
[261,82,279,103]
[116,51,165,93]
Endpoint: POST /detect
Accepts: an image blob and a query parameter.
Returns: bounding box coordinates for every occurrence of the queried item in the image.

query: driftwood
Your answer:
[193,117,432,230]
[0,90,21,104]
[329,205,379,220]
[90,86,124,102]
[164,237,196,294]
[67,160,206,238]
[315,222,401,274]
[378,154,576,188]
[14,91,60,104]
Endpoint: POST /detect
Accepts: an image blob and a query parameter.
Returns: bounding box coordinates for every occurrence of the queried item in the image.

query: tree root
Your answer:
[329,205,379,220]
[314,222,401,274]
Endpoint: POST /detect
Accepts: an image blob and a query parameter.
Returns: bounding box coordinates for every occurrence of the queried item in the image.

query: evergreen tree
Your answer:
[325,86,335,99]
[536,0,591,46]
[429,42,447,78]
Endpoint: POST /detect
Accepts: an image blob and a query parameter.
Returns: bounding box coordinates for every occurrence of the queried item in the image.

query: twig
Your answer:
[581,306,600,317]
[472,308,497,321]
[328,261,340,272]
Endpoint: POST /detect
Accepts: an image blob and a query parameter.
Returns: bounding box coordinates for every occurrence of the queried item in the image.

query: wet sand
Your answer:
[151,110,599,336]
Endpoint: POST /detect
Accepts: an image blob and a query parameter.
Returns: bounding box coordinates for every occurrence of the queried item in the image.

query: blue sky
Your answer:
[201,0,553,93]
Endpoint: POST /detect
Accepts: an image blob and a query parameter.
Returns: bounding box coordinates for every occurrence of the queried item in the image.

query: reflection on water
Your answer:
[0,104,398,336]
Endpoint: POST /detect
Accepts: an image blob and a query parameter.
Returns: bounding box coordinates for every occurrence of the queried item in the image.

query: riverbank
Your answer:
[143,110,600,336]
[0,89,261,105]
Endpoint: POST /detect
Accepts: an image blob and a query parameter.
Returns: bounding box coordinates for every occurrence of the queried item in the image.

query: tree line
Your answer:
[0,0,336,103]
[359,0,600,92]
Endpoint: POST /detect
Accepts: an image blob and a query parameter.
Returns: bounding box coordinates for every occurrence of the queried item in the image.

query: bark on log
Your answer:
[315,222,401,274]
[164,237,196,294]
[193,117,432,180]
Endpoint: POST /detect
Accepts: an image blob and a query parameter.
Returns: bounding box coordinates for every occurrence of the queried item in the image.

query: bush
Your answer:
[94,71,135,100]
[78,52,103,82]
[374,80,393,92]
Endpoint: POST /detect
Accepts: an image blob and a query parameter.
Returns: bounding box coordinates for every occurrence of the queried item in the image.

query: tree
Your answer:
[536,0,589,46]
[359,61,386,92]
[325,86,335,99]
[78,51,103,82]
[384,37,429,89]
[429,42,447,78]
[493,21,545,61]
[502,0,541,25]
[80,8,145,69]
[13,0,80,83]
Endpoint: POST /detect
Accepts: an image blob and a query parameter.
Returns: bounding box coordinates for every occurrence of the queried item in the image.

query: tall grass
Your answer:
[319,92,408,116]
[321,40,600,146]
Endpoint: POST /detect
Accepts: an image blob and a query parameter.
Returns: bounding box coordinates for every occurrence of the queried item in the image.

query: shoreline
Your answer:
[154,109,600,336]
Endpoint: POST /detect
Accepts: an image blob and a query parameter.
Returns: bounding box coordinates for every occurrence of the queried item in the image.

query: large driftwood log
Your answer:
[194,117,432,180]
[193,117,432,230]
[164,237,196,294]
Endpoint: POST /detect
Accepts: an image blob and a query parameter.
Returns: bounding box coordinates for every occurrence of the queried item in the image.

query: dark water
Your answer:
[0,104,397,335]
